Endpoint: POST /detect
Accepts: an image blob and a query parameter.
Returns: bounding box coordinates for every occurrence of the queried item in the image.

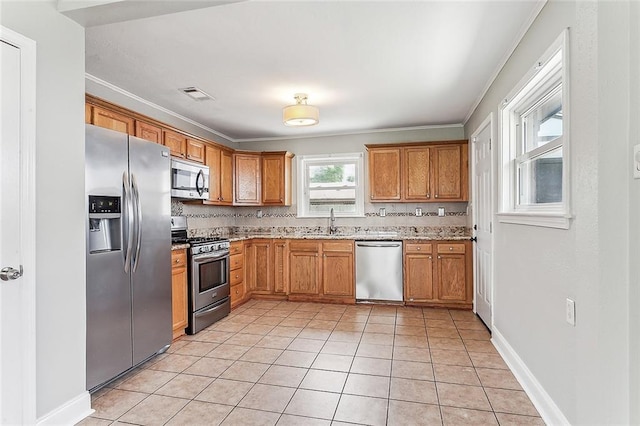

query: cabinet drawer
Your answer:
[171,250,187,268]
[322,241,353,252]
[230,253,243,271]
[230,242,243,255]
[437,243,466,254]
[231,269,243,286]
[289,241,320,252]
[405,243,433,254]
[230,283,245,304]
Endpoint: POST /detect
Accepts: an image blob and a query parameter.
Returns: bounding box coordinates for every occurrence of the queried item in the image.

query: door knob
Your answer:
[1,265,23,281]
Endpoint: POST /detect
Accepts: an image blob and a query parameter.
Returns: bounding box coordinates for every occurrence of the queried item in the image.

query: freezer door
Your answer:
[128,136,172,364]
[85,125,134,390]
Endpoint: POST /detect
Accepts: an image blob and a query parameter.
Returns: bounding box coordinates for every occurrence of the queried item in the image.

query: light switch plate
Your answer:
[634,144,640,179]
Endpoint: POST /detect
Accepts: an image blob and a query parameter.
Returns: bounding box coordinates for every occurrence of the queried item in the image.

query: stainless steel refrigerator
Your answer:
[85,124,172,391]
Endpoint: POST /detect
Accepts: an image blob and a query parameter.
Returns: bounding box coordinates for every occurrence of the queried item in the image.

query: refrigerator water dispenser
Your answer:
[88,195,122,254]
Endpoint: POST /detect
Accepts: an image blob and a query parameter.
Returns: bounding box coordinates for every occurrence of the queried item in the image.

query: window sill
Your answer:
[496,212,572,229]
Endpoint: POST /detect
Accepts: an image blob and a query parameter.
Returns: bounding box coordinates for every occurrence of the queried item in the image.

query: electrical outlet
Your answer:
[256,209,263,218]
[566,298,576,326]
[379,208,386,217]
[415,207,422,217]
[438,207,445,217]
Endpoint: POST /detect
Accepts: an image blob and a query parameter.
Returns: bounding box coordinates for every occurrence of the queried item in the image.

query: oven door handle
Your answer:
[193,252,229,263]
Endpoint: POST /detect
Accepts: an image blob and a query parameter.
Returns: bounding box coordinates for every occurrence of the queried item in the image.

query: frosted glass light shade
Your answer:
[283,104,319,126]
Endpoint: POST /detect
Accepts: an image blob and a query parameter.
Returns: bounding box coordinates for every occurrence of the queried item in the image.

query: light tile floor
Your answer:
[79,300,544,425]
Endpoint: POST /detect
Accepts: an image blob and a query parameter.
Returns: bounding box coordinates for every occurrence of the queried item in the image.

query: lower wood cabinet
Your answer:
[404,241,472,308]
[288,241,321,295]
[322,241,354,298]
[229,238,470,310]
[230,241,246,308]
[171,249,188,339]
[244,239,273,294]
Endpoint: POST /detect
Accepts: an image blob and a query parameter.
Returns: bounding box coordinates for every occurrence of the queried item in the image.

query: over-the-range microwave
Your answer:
[171,158,210,200]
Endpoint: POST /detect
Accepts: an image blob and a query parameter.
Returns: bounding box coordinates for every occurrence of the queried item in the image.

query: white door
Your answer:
[471,116,493,329]
[0,28,37,425]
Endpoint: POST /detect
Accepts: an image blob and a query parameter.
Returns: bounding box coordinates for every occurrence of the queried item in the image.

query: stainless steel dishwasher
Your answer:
[355,241,403,302]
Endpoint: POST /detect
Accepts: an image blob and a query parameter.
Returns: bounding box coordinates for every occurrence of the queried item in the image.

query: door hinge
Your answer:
[489,138,492,150]
[490,221,493,233]
[471,237,477,242]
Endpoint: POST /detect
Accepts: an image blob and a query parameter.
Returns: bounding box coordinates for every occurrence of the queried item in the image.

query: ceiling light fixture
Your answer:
[283,93,319,127]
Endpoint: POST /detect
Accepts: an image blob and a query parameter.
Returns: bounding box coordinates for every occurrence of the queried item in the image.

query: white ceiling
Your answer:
[82,1,544,142]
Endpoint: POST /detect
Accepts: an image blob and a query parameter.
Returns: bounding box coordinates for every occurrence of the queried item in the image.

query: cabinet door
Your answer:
[289,243,320,295]
[262,154,287,205]
[85,104,92,124]
[404,254,434,301]
[403,147,431,201]
[244,240,273,294]
[205,145,222,203]
[234,153,262,205]
[163,130,187,158]
[436,253,467,302]
[92,106,135,135]
[220,150,234,204]
[186,139,205,163]
[171,260,188,339]
[432,145,465,201]
[369,148,401,201]
[135,121,162,144]
[322,250,354,297]
[273,240,289,294]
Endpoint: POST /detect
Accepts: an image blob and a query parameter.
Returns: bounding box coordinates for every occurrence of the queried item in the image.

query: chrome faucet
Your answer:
[329,208,337,235]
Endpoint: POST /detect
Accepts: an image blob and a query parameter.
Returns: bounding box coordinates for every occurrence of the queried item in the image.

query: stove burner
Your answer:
[188,237,226,246]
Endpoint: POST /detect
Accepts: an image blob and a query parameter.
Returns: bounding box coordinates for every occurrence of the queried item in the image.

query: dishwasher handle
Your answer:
[356,242,402,248]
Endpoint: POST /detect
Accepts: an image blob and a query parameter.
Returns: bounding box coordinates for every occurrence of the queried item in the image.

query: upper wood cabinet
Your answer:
[135,121,162,144]
[367,141,468,202]
[92,106,135,135]
[369,148,401,201]
[186,138,205,164]
[163,130,187,159]
[205,145,233,205]
[262,152,294,206]
[85,104,92,124]
[234,153,262,206]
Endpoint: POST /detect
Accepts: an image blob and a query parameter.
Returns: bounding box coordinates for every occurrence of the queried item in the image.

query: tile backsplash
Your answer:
[172,199,470,235]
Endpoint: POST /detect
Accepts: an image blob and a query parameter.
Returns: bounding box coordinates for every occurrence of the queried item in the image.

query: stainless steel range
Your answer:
[187,236,231,334]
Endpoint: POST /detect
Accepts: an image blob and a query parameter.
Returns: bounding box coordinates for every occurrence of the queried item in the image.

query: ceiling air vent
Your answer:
[180,87,214,101]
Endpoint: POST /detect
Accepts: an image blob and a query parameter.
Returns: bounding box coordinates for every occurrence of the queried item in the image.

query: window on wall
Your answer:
[498,29,571,229]
[297,153,364,218]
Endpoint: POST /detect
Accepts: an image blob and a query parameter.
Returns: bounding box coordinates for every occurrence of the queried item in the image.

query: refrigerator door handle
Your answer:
[122,171,134,273]
[131,174,143,273]
[195,169,204,196]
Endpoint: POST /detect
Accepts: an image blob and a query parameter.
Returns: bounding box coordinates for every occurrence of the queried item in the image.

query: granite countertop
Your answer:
[171,243,190,251]
[228,232,470,242]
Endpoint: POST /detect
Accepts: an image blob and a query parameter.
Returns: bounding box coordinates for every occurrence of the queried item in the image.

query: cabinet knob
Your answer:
[416,247,421,251]
[429,256,432,259]
[449,247,453,251]
[426,193,430,198]
[175,258,180,263]
[435,194,439,198]
[438,256,441,259]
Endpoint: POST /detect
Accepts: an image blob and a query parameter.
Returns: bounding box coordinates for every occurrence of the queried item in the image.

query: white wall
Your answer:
[0,1,88,420]
[465,0,635,423]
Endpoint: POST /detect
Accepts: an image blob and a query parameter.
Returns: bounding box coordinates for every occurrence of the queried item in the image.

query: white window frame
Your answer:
[497,29,571,229]
[296,153,365,218]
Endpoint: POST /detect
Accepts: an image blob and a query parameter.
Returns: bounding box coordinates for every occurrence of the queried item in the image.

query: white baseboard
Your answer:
[37,391,93,426]
[491,327,571,426]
